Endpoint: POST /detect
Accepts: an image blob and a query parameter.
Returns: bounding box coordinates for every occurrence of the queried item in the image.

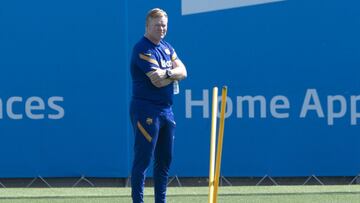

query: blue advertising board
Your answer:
[0,0,359,177]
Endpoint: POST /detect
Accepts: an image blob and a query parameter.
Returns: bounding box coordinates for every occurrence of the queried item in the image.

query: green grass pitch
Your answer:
[1,185,360,202]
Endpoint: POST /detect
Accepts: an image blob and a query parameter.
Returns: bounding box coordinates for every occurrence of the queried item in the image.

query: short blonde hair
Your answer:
[146,8,168,26]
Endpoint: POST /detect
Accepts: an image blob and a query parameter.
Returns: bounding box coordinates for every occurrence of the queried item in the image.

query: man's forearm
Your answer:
[168,59,187,80]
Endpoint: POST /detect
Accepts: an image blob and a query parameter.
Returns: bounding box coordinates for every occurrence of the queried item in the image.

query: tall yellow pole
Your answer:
[213,86,227,203]
[208,87,218,203]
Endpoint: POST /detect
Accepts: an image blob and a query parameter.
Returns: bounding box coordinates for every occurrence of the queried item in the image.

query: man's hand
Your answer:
[148,68,167,82]
[146,68,172,88]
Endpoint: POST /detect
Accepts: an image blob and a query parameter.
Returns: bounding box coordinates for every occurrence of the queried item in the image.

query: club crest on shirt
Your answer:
[164,48,171,55]
[146,118,153,125]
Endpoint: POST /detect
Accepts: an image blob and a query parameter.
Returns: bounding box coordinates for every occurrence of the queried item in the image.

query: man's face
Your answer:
[147,16,168,42]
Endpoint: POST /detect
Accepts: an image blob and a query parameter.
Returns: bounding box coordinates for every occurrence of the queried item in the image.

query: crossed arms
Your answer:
[146,59,187,88]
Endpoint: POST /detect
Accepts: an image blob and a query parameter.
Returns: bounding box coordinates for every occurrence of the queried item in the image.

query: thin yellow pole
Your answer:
[208,87,218,203]
[213,86,227,203]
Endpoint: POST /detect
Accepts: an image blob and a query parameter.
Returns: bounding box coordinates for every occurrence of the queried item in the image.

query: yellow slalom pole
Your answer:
[213,86,227,203]
[208,87,218,203]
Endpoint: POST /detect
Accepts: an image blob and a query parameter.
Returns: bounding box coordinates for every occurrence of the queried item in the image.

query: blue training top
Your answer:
[130,36,178,107]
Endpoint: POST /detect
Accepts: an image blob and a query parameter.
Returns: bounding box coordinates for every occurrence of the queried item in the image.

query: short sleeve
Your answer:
[135,50,159,73]
[166,43,178,62]
[171,48,178,61]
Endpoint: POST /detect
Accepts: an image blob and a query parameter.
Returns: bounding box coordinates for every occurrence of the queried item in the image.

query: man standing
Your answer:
[129,8,187,203]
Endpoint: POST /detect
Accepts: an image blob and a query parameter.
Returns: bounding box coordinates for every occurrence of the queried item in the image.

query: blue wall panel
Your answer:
[0,0,129,177]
